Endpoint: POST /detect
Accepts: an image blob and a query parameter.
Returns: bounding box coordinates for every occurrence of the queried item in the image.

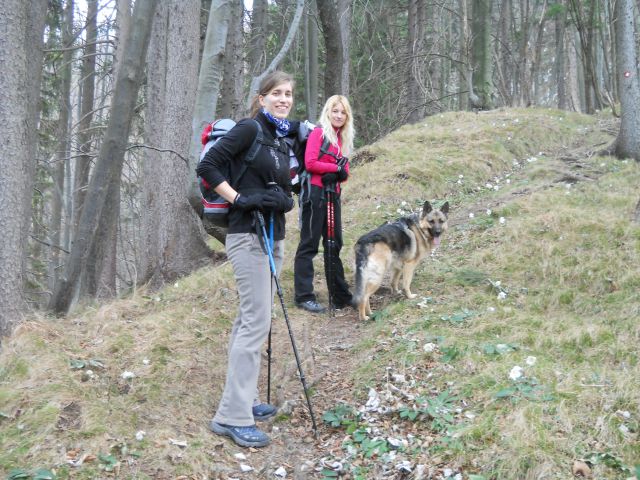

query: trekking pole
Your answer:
[253,210,319,435]
[266,211,274,404]
[325,184,336,316]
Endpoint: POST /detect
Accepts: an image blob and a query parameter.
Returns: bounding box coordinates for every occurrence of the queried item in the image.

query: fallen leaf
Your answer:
[572,460,592,477]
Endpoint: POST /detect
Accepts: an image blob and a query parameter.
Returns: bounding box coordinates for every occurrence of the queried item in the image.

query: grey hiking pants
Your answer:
[213,232,284,426]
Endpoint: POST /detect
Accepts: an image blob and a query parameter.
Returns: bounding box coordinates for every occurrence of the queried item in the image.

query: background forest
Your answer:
[1,0,639,336]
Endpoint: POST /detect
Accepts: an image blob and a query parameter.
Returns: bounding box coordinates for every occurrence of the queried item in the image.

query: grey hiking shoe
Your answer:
[295,300,326,313]
[209,421,270,448]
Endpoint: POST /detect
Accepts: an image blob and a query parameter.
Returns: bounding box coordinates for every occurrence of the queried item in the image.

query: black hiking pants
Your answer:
[294,185,352,307]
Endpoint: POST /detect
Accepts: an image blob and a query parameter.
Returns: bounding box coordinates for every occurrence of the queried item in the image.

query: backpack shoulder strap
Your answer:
[231,120,263,188]
[243,120,263,164]
[319,136,331,156]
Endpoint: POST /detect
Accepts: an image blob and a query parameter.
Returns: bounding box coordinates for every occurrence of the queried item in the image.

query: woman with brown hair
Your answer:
[196,71,298,448]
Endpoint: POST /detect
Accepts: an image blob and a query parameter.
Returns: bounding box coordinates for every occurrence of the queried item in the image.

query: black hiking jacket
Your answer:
[196,112,297,240]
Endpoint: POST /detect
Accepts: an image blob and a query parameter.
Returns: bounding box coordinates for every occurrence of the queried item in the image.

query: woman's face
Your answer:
[259,81,293,120]
[329,102,347,129]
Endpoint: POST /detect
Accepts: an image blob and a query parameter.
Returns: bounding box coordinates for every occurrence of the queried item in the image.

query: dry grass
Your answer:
[1,108,639,479]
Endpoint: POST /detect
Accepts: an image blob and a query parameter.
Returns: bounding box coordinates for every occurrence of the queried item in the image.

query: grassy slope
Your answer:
[1,108,639,479]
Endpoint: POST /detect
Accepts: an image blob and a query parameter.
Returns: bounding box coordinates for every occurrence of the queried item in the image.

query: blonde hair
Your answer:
[318,95,354,157]
[250,71,295,117]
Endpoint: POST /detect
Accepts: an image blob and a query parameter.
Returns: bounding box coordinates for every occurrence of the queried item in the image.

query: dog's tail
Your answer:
[352,240,370,306]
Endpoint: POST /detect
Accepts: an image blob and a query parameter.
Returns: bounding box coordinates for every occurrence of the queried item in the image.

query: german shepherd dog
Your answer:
[353,201,449,321]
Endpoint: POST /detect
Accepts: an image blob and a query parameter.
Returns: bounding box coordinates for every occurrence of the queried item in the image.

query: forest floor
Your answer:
[2,108,639,480]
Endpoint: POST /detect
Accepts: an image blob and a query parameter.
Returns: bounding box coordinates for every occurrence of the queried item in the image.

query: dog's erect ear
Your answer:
[422,201,433,216]
[440,201,450,216]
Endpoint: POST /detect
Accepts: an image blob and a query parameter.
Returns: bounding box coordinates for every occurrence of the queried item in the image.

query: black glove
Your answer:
[263,190,294,212]
[234,192,269,211]
[336,167,348,181]
[321,173,339,185]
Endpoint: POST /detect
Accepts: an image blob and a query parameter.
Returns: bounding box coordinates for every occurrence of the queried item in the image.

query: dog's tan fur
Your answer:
[353,201,449,321]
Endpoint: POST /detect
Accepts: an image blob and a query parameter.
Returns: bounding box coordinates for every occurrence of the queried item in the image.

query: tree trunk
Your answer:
[338,0,352,96]
[219,0,244,118]
[139,0,211,288]
[304,0,319,120]
[530,0,549,104]
[72,0,98,294]
[405,0,425,123]
[0,0,47,339]
[82,0,125,299]
[49,0,75,293]
[614,0,640,161]
[317,0,344,98]
[73,0,98,232]
[113,0,132,76]
[458,0,471,109]
[568,30,583,111]
[188,0,232,243]
[555,0,568,109]
[49,0,157,315]
[471,0,493,109]
[248,0,268,76]
[86,181,119,298]
[246,0,304,106]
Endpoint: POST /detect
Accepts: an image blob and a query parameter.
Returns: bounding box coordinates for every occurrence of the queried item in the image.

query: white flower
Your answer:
[497,292,507,300]
[486,209,492,215]
[485,183,493,189]
[487,306,496,313]
[423,343,436,353]
[143,358,150,365]
[388,437,403,448]
[499,217,506,224]
[506,179,511,184]
[509,366,524,380]
[469,212,475,218]
[495,281,501,286]
[121,371,135,379]
[459,174,464,179]
[396,461,412,472]
[365,388,381,410]
[135,430,146,441]
[525,356,537,366]
[401,201,407,206]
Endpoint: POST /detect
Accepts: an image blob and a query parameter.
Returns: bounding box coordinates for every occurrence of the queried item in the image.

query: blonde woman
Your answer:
[294,95,355,312]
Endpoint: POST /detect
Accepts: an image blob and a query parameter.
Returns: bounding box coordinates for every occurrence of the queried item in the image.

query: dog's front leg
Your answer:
[401,262,418,298]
